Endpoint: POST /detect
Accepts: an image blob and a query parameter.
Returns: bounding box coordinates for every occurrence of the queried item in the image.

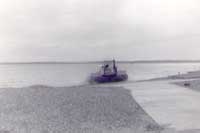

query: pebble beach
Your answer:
[0,85,161,133]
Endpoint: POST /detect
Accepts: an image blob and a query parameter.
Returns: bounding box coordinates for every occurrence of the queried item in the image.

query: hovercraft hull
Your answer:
[90,71,128,83]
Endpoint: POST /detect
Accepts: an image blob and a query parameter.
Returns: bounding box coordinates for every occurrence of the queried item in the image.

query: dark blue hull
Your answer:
[90,71,128,83]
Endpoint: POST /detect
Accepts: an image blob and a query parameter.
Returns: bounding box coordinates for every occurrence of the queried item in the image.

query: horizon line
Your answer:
[1,60,200,64]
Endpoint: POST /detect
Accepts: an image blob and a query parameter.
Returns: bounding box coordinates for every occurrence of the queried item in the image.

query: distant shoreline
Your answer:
[1,60,200,64]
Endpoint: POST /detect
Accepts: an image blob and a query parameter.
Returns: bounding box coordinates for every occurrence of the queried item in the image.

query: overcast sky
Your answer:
[0,0,200,62]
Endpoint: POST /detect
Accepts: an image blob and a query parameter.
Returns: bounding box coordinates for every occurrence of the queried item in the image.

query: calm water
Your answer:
[0,63,200,88]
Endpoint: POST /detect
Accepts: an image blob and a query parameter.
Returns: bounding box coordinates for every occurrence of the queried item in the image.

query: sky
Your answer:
[0,0,200,62]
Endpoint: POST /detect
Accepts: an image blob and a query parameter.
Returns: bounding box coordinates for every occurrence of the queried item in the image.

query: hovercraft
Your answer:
[90,60,128,83]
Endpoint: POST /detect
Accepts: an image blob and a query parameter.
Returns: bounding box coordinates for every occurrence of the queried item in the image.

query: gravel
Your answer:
[0,85,161,133]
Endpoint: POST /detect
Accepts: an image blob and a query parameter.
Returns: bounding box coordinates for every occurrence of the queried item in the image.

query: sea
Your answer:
[0,62,200,88]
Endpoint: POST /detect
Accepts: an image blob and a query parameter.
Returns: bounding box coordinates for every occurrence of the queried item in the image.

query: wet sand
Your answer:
[105,79,200,133]
[0,85,161,133]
